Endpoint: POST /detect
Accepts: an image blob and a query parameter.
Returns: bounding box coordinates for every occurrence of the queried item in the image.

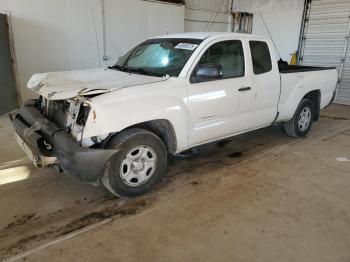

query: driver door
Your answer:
[187,39,255,146]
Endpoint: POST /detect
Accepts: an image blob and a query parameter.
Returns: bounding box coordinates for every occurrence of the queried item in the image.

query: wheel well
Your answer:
[125,119,177,154]
[303,90,321,121]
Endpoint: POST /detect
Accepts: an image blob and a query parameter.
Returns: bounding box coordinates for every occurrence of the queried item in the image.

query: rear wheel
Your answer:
[102,128,167,198]
[284,99,315,138]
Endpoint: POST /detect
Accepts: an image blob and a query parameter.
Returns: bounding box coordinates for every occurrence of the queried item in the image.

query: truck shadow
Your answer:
[166,124,286,178]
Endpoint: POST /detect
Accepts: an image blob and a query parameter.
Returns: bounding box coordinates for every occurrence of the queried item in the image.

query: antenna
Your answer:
[259,13,281,59]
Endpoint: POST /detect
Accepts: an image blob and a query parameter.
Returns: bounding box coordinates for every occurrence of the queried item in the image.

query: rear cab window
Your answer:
[249,41,272,75]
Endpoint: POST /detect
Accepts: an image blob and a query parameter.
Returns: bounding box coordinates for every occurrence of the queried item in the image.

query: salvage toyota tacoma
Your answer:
[9,32,338,197]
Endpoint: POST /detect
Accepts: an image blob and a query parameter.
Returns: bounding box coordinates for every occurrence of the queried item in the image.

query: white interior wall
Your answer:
[185,0,230,32]
[185,8,229,32]
[185,0,304,62]
[252,9,304,62]
[231,0,304,13]
[104,0,185,65]
[0,0,184,101]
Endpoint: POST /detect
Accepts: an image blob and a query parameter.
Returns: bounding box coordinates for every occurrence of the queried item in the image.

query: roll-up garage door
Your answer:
[299,0,350,105]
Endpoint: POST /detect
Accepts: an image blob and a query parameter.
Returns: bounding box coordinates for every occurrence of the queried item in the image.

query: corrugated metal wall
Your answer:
[299,0,350,105]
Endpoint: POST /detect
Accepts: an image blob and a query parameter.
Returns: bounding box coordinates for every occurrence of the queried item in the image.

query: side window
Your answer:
[249,41,272,74]
[197,40,245,79]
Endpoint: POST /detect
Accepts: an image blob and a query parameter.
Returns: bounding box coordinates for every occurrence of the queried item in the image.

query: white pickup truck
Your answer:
[10,32,337,197]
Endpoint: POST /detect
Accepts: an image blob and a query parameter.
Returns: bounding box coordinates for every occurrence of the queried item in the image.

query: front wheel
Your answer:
[102,128,167,198]
[284,99,315,138]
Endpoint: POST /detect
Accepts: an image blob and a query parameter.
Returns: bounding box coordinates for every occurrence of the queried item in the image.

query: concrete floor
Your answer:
[0,104,349,262]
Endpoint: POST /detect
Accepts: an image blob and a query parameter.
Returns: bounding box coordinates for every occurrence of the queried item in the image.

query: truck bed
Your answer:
[277,65,338,122]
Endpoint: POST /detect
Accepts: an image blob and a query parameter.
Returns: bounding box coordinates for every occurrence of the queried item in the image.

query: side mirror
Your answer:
[193,63,223,83]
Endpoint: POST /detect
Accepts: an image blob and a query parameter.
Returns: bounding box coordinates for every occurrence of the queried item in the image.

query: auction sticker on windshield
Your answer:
[175,43,199,50]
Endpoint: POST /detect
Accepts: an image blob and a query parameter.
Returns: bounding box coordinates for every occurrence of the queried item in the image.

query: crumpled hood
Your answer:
[27,68,169,100]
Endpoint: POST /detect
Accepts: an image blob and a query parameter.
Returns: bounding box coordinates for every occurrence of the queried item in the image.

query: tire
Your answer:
[102,128,167,198]
[284,99,315,138]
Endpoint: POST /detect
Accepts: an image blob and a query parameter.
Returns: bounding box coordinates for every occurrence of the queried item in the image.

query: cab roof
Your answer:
[155,32,264,40]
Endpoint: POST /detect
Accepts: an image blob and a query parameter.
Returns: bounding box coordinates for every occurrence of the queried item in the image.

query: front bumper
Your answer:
[9,100,117,183]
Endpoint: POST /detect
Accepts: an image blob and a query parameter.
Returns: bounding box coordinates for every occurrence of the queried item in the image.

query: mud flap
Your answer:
[58,150,118,183]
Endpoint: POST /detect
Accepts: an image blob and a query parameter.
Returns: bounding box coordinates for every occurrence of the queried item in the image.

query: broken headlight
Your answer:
[76,103,91,126]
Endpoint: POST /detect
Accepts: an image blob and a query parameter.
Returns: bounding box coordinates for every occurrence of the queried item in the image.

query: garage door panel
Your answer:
[308,17,349,24]
[302,56,343,66]
[311,1,350,10]
[300,0,350,104]
[339,61,350,101]
[303,47,343,55]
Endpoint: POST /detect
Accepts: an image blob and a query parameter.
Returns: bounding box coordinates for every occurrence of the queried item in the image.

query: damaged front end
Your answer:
[9,98,117,183]
[10,68,168,183]
[36,95,109,147]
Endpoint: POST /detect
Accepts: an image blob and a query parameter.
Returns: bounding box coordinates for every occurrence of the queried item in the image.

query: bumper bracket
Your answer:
[9,101,117,183]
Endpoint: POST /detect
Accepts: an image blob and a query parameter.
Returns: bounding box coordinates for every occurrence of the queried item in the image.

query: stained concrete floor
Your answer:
[0,104,349,262]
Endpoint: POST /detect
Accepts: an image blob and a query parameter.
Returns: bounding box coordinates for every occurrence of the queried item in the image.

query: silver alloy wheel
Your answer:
[298,106,312,132]
[119,145,157,187]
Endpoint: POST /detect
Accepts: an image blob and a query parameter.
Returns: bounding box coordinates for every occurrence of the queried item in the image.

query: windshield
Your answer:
[110,38,203,77]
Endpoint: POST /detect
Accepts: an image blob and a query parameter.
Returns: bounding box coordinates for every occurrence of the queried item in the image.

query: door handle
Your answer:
[238,87,251,92]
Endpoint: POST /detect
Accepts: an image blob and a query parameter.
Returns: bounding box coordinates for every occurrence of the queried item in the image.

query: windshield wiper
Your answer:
[108,65,128,72]
[109,65,164,77]
[127,68,164,77]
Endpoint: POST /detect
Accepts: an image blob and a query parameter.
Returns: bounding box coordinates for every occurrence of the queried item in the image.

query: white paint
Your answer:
[26,32,337,153]
[0,0,184,102]
[184,34,280,145]
[28,68,169,100]
[278,69,338,122]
